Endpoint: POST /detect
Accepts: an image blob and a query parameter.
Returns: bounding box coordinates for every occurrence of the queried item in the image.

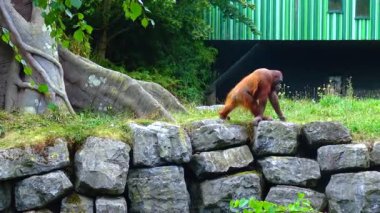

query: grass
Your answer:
[175,95,380,143]
[0,95,379,149]
[0,111,132,149]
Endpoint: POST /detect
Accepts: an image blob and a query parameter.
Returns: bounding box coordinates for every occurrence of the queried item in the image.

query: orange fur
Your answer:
[219,68,285,123]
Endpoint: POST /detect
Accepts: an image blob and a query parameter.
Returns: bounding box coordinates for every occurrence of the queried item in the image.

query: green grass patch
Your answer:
[174,96,380,142]
[0,95,379,149]
[0,111,132,149]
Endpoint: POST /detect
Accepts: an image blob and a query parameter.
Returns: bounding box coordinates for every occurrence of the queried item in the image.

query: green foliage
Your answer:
[0,110,133,149]
[172,95,380,142]
[27,0,258,103]
[229,193,317,213]
[1,94,380,148]
[37,84,49,94]
[95,0,219,103]
[0,27,33,76]
[32,0,92,50]
[32,0,150,55]
[210,0,259,34]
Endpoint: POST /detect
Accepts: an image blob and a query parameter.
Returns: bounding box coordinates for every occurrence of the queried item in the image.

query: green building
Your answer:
[206,0,380,40]
[206,0,380,100]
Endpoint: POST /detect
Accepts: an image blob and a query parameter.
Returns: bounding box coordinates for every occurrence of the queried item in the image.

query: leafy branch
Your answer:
[230,193,319,213]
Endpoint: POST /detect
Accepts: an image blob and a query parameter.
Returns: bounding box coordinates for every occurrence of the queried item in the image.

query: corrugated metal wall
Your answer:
[206,0,380,40]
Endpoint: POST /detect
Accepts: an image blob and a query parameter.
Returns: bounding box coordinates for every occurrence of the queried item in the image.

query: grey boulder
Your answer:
[0,182,11,211]
[253,121,299,156]
[370,141,380,166]
[265,185,327,211]
[0,138,70,181]
[15,170,73,211]
[190,145,254,178]
[75,137,131,196]
[187,119,249,152]
[60,193,94,213]
[127,166,190,213]
[198,171,263,212]
[96,197,127,213]
[129,122,192,167]
[326,171,380,213]
[317,144,370,172]
[24,210,53,213]
[302,122,352,148]
[258,156,321,187]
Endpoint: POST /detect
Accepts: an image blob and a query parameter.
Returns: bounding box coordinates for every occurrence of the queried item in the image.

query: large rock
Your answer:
[129,122,192,167]
[60,193,94,213]
[190,145,254,178]
[197,171,263,212]
[258,156,321,187]
[317,144,370,172]
[127,166,190,213]
[15,170,73,211]
[0,138,70,181]
[265,185,327,211]
[252,121,299,156]
[96,197,127,213]
[75,137,131,196]
[302,122,352,148]
[24,210,53,213]
[0,182,11,211]
[326,171,380,213]
[370,141,380,166]
[186,119,249,152]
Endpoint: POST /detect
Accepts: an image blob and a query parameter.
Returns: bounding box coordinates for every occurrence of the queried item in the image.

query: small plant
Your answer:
[230,193,318,213]
[345,76,354,98]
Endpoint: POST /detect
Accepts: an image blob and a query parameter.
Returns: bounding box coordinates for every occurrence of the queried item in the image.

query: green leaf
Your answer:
[239,198,249,208]
[64,0,72,8]
[1,32,10,43]
[77,13,84,20]
[51,1,65,11]
[62,40,70,48]
[24,66,33,76]
[44,13,56,25]
[47,103,58,111]
[141,18,149,28]
[73,29,84,42]
[38,84,49,94]
[233,200,240,208]
[70,0,82,9]
[84,25,93,34]
[15,54,23,62]
[129,1,143,21]
[33,0,48,9]
[229,200,234,208]
[298,193,305,199]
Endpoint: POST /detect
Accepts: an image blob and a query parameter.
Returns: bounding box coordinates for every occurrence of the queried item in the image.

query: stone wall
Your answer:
[0,120,379,213]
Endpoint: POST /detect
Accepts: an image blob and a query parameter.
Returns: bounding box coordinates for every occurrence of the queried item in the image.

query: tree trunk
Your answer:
[0,0,186,121]
[93,0,112,59]
[59,47,186,120]
[0,0,74,114]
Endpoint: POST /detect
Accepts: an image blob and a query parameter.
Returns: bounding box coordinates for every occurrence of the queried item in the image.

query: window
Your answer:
[356,0,370,19]
[329,0,343,13]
